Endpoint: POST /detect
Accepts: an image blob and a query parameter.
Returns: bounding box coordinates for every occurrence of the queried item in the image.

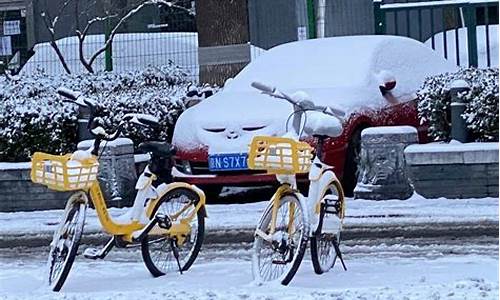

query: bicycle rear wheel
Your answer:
[141,188,205,276]
[252,194,309,285]
[47,192,87,292]
[310,180,344,274]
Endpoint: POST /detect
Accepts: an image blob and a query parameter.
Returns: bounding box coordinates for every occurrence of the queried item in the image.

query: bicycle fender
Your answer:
[317,170,339,201]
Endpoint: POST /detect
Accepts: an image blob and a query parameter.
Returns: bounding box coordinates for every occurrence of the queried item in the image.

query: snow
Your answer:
[174,35,456,152]
[405,142,498,153]
[450,79,470,89]
[425,25,499,68]
[134,154,151,163]
[0,254,497,299]
[21,32,266,81]
[405,142,499,165]
[361,125,417,136]
[0,192,497,299]
[0,193,496,237]
[21,32,199,78]
[0,162,31,170]
[78,138,133,149]
[382,0,498,10]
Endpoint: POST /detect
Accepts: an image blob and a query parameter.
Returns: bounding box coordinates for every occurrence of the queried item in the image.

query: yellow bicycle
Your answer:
[31,88,207,291]
[248,82,347,285]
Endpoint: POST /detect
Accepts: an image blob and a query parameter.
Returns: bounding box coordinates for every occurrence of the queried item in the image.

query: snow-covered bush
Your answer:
[417,68,499,142]
[0,64,214,162]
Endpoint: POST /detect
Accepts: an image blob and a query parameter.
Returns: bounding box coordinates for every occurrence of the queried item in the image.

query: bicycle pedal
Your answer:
[83,248,101,260]
[156,213,172,229]
[271,260,287,265]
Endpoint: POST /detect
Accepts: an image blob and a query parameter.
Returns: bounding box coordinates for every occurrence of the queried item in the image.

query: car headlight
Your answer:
[178,160,192,174]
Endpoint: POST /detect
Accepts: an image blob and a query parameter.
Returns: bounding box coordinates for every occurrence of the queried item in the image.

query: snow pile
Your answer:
[417,67,498,142]
[0,65,211,162]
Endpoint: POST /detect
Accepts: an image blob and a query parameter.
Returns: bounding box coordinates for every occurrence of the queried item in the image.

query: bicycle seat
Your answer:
[138,141,176,157]
[304,111,342,138]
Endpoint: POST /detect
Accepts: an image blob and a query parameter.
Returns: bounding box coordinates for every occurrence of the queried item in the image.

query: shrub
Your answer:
[0,64,215,162]
[417,68,499,142]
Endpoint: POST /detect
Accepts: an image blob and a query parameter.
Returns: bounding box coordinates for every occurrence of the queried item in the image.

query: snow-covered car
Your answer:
[172,35,457,198]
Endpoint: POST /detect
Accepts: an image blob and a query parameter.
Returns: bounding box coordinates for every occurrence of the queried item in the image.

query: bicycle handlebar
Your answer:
[251,81,346,120]
[57,87,79,100]
[57,87,159,141]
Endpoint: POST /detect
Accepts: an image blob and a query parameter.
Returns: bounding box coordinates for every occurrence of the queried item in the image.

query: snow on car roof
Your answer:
[173,36,457,151]
[227,35,457,106]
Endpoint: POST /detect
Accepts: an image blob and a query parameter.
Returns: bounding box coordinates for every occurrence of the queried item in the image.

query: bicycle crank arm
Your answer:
[131,217,159,242]
[255,229,273,242]
[83,237,115,260]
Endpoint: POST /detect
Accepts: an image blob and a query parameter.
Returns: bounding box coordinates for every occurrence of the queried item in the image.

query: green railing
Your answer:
[373,0,498,68]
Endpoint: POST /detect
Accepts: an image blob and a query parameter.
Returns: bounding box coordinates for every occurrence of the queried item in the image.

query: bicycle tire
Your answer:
[310,180,344,274]
[47,192,87,292]
[252,194,309,285]
[141,188,205,277]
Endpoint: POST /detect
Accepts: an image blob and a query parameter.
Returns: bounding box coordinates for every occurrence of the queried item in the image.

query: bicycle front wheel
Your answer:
[252,194,309,285]
[141,188,205,276]
[310,180,344,274]
[47,192,87,292]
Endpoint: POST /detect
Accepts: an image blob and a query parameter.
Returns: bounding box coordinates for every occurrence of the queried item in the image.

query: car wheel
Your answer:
[342,128,363,197]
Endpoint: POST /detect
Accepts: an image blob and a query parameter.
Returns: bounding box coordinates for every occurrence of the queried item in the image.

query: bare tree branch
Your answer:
[79,0,192,72]
[40,7,73,74]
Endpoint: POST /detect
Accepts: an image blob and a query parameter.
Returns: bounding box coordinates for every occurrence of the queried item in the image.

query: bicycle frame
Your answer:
[85,158,206,244]
[260,103,345,238]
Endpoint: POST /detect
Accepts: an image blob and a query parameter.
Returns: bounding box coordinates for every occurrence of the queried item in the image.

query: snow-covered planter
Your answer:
[417,68,499,142]
[0,64,214,162]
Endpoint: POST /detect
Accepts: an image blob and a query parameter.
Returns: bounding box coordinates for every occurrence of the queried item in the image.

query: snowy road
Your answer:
[0,235,497,300]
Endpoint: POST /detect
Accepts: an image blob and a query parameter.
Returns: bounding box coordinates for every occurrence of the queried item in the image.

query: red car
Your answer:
[172,35,456,198]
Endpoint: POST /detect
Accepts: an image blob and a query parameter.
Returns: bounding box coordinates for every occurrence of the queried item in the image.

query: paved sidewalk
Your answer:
[0,193,497,247]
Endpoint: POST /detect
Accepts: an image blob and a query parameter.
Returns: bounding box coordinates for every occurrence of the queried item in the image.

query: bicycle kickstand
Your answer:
[332,239,347,271]
[170,239,183,274]
[83,237,115,260]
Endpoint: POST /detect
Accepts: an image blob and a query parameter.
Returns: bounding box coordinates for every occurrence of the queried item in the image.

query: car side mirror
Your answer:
[377,70,396,96]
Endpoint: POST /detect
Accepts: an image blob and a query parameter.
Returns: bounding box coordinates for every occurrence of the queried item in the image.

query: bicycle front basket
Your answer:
[31,152,99,191]
[247,136,313,175]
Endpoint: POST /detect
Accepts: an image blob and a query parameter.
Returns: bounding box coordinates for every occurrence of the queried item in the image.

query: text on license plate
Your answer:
[208,153,248,171]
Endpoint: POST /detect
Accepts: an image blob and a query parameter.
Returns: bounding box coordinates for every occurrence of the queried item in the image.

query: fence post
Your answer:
[373,0,386,35]
[104,18,113,72]
[450,79,470,142]
[463,4,478,67]
[306,0,316,39]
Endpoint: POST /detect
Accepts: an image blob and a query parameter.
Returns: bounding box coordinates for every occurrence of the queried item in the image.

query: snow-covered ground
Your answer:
[0,192,497,237]
[0,237,497,299]
[0,191,497,299]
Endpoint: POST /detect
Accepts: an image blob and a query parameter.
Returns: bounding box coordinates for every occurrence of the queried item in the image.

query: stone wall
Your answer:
[0,138,140,212]
[405,143,499,199]
[0,163,72,212]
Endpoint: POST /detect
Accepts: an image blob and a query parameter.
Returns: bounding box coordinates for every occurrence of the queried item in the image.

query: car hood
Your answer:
[173,90,292,154]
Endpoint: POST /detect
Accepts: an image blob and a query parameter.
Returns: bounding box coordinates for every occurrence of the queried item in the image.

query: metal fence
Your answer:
[373,0,499,68]
[21,0,199,81]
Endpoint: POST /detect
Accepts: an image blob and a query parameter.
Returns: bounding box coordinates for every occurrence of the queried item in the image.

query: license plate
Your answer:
[208,153,248,171]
